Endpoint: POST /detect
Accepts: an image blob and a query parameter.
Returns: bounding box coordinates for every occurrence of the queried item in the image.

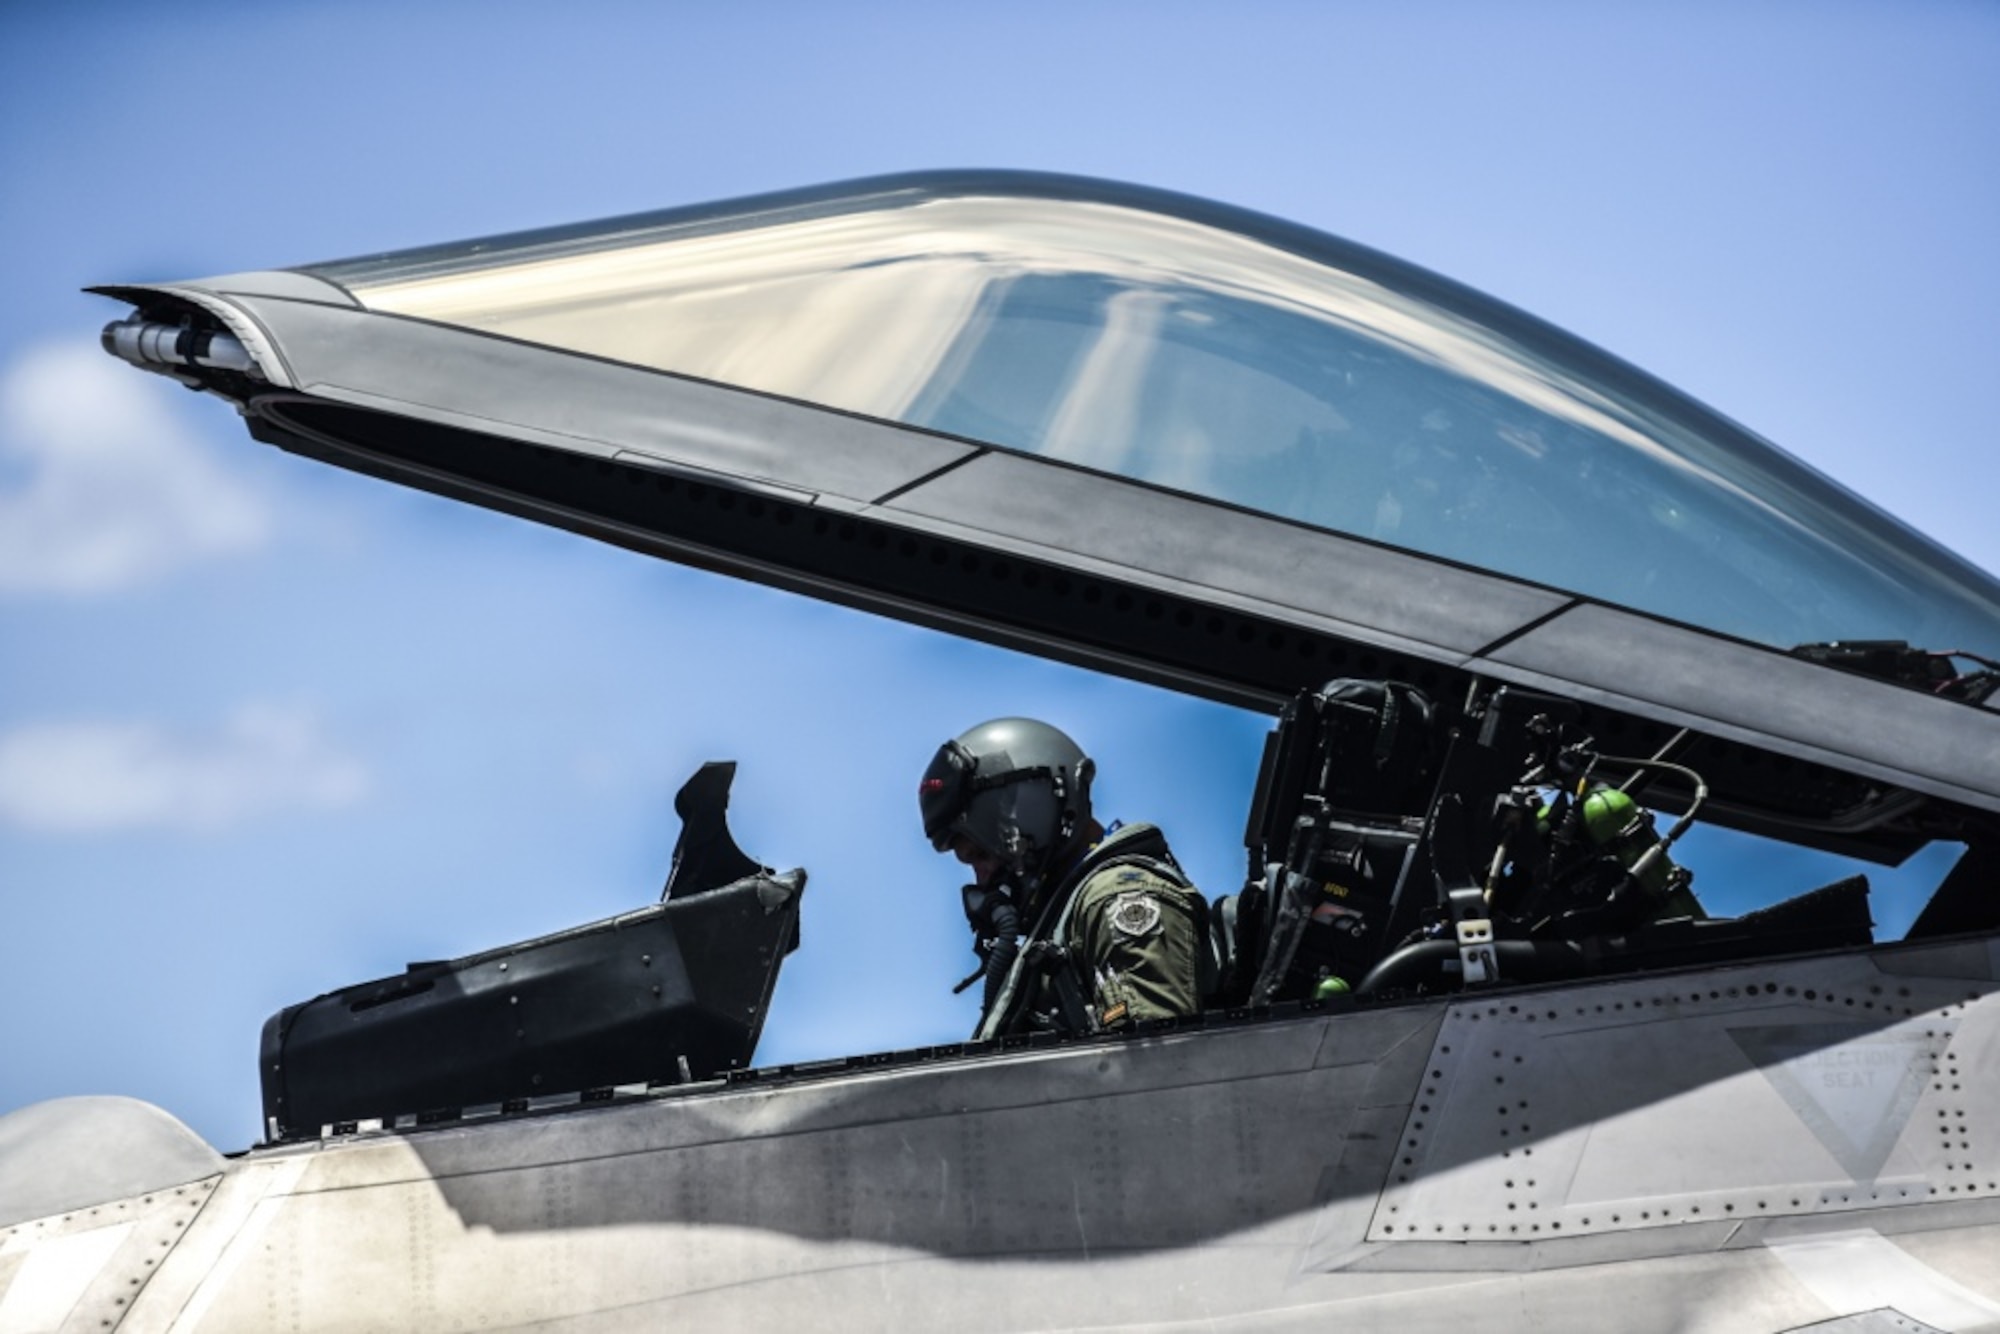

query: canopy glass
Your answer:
[307,173,2000,660]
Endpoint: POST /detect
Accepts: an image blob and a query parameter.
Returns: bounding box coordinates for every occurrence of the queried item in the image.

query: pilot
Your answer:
[918,718,1207,1038]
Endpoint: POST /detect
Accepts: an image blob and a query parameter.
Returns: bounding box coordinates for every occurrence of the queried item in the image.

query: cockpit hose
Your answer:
[1354,938,1588,997]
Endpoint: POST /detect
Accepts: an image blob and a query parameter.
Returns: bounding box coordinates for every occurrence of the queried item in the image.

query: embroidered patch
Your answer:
[1108,891,1162,938]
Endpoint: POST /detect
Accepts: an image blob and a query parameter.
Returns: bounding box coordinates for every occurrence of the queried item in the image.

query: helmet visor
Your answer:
[919,740,976,851]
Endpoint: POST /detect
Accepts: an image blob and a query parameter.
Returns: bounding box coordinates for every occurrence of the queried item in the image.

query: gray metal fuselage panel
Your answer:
[15,936,1995,1332]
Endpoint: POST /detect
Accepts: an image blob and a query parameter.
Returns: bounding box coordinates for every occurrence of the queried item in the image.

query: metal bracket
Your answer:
[1456,916,1498,986]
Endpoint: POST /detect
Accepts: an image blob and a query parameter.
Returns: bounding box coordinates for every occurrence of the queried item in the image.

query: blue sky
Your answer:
[2,2,1996,1152]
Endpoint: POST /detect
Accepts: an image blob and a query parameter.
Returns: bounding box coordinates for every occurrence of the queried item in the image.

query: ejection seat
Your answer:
[1214,678,1878,1009]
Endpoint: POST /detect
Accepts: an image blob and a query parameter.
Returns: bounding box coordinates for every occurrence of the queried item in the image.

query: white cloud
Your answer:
[0,703,367,834]
[0,341,270,595]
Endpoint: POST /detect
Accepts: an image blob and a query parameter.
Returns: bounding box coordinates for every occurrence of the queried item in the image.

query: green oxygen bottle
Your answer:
[1575,785,1704,920]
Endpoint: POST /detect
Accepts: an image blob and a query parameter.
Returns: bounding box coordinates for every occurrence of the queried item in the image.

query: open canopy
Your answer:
[308,172,2000,660]
[93,172,2000,837]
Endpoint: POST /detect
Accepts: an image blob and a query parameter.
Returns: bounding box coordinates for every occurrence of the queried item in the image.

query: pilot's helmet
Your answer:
[919,718,1095,876]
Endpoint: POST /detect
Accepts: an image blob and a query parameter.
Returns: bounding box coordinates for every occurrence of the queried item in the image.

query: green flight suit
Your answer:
[1034,822,1207,1032]
[1067,848,1208,1028]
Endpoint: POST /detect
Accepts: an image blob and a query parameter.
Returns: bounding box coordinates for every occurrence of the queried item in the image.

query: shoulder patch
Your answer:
[1108,891,1163,938]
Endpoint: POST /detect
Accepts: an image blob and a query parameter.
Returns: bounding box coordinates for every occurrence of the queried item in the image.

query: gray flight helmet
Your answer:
[919,718,1096,876]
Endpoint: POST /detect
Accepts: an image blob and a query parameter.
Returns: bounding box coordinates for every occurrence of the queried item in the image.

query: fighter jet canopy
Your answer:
[95,171,2000,830]
[303,172,2000,659]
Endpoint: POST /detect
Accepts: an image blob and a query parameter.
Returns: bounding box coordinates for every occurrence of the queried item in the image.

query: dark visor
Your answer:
[919,741,975,849]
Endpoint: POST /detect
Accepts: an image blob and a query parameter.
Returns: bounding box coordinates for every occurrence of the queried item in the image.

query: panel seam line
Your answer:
[869,448,990,506]
[1469,597,1585,660]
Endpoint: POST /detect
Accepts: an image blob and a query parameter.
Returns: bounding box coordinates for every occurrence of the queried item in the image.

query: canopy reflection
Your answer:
[307,173,2000,659]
